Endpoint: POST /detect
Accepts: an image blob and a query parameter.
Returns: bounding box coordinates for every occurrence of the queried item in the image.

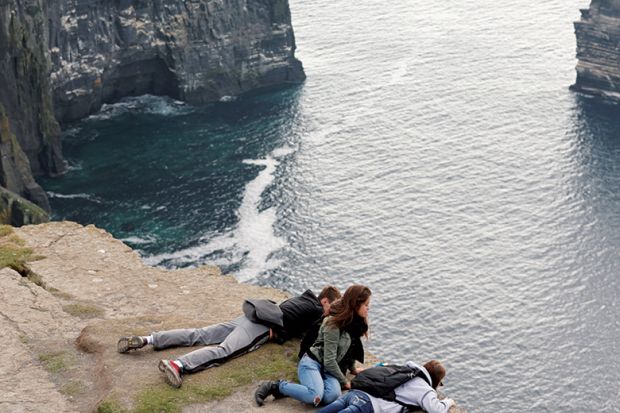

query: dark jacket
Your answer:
[275,289,324,343]
[298,316,324,359]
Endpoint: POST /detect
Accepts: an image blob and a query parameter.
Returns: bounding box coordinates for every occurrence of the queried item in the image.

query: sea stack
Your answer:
[572,0,620,99]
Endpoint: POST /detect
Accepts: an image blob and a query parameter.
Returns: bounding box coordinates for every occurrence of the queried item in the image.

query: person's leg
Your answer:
[315,391,353,413]
[278,355,325,405]
[151,316,241,349]
[176,316,269,373]
[336,391,374,413]
[321,374,342,405]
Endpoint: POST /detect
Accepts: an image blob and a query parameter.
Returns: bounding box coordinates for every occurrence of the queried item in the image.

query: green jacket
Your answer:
[308,317,358,385]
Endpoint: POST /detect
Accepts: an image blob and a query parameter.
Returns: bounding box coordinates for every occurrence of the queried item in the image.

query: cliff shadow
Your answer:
[103,56,181,103]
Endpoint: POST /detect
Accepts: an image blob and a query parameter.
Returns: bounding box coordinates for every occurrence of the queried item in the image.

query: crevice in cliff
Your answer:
[104,57,181,103]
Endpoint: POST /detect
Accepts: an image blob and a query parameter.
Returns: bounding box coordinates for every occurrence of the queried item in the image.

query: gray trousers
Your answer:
[151,315,270,373]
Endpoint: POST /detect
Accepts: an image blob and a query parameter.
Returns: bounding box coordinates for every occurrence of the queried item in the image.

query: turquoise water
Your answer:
[41,0,620,412]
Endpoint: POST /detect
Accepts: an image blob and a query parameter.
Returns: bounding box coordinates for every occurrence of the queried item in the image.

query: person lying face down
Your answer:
[316,360,455,413]
[116,285,341,388]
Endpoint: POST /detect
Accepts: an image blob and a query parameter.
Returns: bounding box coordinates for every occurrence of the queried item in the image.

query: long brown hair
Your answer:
[326,284,371,332]
[423,360,446,390]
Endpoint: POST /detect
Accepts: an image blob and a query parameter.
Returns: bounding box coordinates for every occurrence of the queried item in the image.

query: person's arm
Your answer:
[321,326,348,385]
[347,358,358,375]
[394,374,454,413]
[419,390,454,413]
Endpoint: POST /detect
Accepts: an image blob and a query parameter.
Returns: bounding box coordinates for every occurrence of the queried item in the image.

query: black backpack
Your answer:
[350,364,431,412]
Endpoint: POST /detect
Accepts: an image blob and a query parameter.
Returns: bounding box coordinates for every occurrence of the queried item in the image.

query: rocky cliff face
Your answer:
[48,0,305,123]
[0,0,305,221]
[573,0,620,99]
[0,1,65,213]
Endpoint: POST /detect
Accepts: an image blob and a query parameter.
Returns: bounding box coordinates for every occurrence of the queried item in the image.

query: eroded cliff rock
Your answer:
[0,0,305,220]
[0,1,65,212]
[573,0,620,99]
[0,186,49,225]
[48,0,306,123]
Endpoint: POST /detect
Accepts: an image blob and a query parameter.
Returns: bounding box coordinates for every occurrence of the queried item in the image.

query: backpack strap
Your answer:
[393,399,423,413]
[392,367,431,413]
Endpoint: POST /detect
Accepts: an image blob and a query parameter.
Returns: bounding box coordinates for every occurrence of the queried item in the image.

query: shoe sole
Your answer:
[159,360,182,388]
[117,336,144,353]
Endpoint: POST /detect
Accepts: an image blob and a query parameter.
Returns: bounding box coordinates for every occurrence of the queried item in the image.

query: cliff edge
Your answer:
[573,0,620,99]
[0,222,465,413]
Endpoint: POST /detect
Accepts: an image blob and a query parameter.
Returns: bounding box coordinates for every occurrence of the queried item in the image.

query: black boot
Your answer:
[254,380,283,406]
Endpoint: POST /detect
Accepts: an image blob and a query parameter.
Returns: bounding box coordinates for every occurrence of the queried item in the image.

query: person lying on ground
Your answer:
[255,285,372,407]
[117,285,341,388]
[316,360,455,413]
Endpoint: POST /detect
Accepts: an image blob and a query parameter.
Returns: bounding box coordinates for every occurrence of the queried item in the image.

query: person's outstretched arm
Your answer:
[419,390,454,413]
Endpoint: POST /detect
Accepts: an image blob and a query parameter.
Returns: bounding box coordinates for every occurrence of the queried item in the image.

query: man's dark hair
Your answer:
[318,285,341,302]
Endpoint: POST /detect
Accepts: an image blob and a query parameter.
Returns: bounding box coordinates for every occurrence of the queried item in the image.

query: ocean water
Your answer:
[40,0,620,412]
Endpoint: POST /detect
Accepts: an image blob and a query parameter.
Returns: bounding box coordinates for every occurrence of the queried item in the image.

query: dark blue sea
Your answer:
[40,1,620,411]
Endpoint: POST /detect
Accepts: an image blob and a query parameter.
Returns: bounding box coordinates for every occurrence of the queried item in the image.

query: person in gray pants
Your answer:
[117,286,341,388]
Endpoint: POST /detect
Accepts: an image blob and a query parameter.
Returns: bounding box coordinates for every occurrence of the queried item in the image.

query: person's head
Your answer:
[318,285,341,316]
[327,284,372,331]
[423,360,446,390]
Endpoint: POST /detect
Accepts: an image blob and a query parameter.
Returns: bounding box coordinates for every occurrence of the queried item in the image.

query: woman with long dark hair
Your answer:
[255,285,372,407]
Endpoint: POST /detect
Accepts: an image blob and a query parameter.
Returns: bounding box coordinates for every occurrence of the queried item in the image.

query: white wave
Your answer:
[145,146,291,280]
[219,95,237,102]
[47,191,102,203]
[87,95,191,121]
[62,127,82,138]
[271,145,296,158]
[65,162,83,172]
[143,232,238,267]
[234,155,287,281]
[121,235,157,245]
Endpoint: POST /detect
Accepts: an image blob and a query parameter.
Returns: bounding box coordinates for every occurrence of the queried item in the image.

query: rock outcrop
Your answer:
[0,186,49,225]
[0,0,305,220]
[2,221,293,412]
[0,222,466,413]
[573,0,620,99]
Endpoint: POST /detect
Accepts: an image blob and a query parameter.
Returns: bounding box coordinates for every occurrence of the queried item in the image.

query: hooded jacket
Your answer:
[368,361,455,413]
[275,289,324,343]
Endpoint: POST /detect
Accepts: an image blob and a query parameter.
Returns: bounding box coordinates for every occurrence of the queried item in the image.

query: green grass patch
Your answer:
[62,303,105,319]
[112,341,299,413]
[97,399,126,413]
[0,225,37,274]
[39,351,70,373]
[60,380,86,397]
[0,225,13,237]
[48,287,74,300]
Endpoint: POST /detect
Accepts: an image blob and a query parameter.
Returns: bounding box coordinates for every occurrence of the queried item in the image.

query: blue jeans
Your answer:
[316,390,374,413]
[278,354,342,406]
